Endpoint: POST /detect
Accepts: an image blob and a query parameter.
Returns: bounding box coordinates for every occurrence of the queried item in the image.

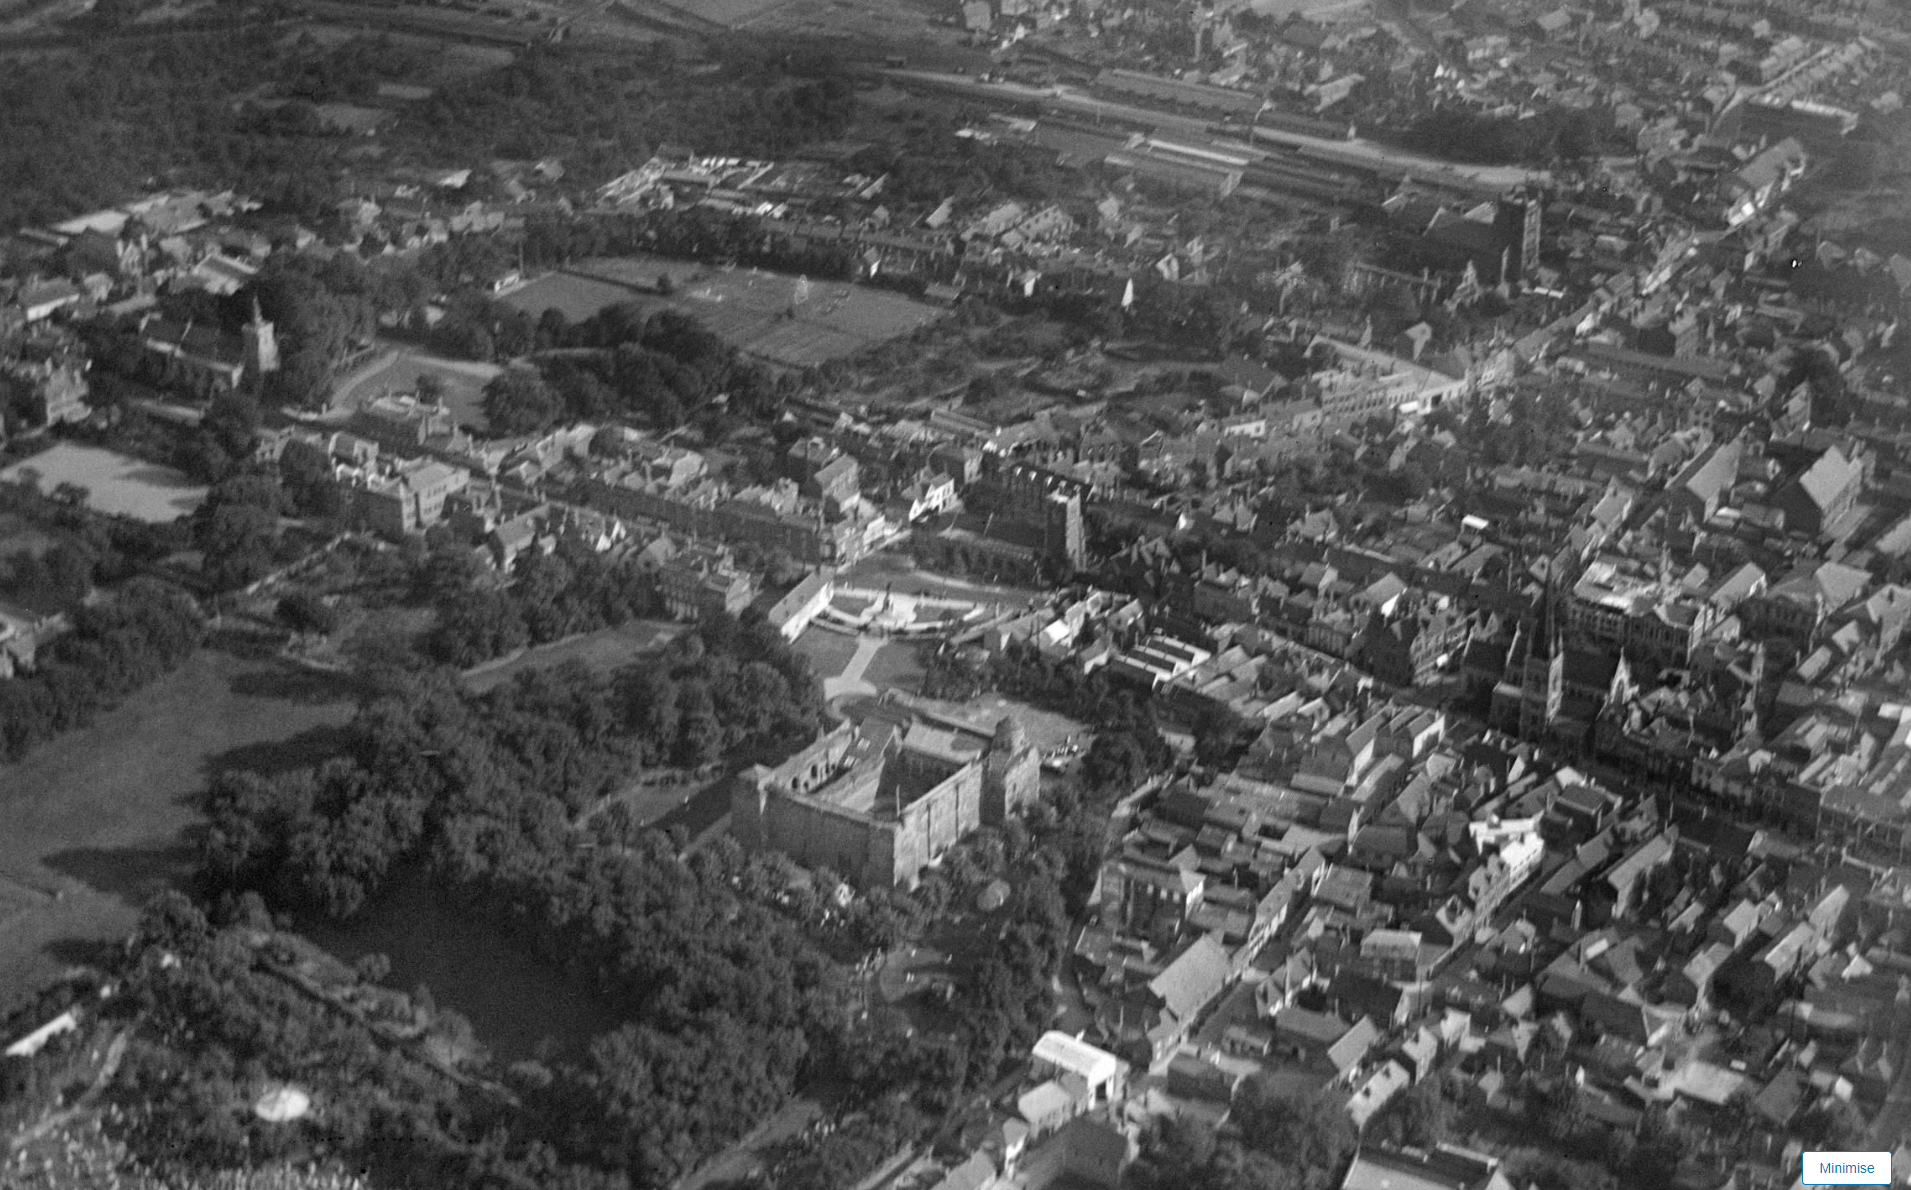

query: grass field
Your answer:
[792,625,859,683]
[529,255,946,367]
[0,648,358,1012]
[462,619,682,692]
[332,346,501,429]
[841,550,1046,607]
[0,443,206,523]
[862,637,926,691]
[502,271,665,324]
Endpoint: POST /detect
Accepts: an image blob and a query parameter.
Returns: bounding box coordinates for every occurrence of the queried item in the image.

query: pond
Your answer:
[302,871,626,1064]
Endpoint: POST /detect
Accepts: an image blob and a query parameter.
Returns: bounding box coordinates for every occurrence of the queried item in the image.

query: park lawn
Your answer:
[462,619,683,693]
[861,638,926,692]
[841,551,1046,607]
[792,625,859,681]
[0,647,358,1012]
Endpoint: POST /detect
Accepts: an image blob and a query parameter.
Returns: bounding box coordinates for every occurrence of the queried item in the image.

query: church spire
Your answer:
[1531,563,1559,662]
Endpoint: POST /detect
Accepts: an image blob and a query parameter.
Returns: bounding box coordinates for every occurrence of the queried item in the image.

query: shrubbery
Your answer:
[0,578,205,761]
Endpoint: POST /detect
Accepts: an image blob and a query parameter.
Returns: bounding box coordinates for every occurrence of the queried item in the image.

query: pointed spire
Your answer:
[1531,563,1557,661]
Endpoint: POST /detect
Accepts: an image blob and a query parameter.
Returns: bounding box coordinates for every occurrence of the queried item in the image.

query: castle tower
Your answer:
[982,714,1039,824]
[243,295,280,380]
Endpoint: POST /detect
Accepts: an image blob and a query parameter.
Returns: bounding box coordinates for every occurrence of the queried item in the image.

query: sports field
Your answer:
[663,265,944,366]
[0,443,206,523]
[512,256,946,367]
[502,271,665,324]
[0,649,358,1012]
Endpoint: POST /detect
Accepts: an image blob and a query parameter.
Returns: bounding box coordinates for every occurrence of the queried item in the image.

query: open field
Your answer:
[502,270,666,324]
[462,619,682,692]
[539,256,946,366]
[0,443,205,523]
[0,647,359,1012]
[332,345,501,428]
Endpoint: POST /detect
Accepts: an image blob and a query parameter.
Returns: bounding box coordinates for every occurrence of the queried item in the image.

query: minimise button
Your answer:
[1802,1152,1892,1186]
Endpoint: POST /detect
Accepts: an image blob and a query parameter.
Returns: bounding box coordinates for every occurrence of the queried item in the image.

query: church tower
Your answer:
[1516,581,1565,740]
[242,295,280,382]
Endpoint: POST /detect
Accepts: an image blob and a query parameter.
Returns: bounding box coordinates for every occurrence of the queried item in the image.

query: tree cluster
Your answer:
[1126,1082,1357,1190]
[104,893,634,1190]
[177,390,266,486]
[923,639,1173,795]
[463,303,787,439]
[0,578,205,760]
[193,617,833,1186]
[520,206,857,282]
[254,256,378,409]
[0,539,96,612]
[1128,278,1252,358]
[201,616,823,914]
[0,29,336,232]
[424,541,664,667]
[822,788,1108,1121]
[1397,105,1615,166]
[396,40,855,184]
[846,119,1082,209]
[1123,1084,1368,1190]
[192,470,291,591]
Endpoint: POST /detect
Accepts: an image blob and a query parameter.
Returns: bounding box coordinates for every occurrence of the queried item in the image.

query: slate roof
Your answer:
[1147,934,1230,1022]
[1793,447,1862,515]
